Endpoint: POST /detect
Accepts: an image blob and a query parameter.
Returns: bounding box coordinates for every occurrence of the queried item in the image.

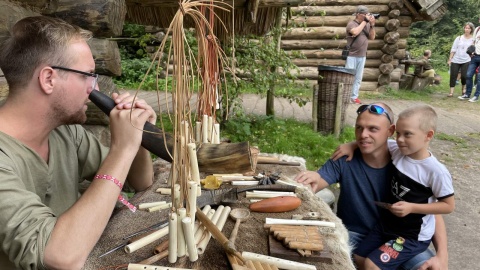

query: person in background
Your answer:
[447,22,475,97]
[295,102,449,270]
[458,20,480,102]
[345,5,376,105]
[0,16,156,269]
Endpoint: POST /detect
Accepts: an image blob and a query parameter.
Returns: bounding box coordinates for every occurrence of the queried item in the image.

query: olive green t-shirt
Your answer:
[0,125,109,269]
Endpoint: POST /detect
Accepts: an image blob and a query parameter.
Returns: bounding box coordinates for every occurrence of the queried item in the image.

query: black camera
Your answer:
[371,13,380,19]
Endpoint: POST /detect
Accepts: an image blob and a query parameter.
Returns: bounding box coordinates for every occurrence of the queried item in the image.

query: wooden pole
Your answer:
[312,84,318,131]
[334,83,344,137]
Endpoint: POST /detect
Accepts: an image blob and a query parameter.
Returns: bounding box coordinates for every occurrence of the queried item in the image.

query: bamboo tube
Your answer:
[194,209,215,244]
[138,201,167,209]
[187,143,201,197]
[246,192,296,199]
[127,264,193,270]
[177,208,187,257]
[168,212,177,263]
[187,181,197,223]
[208,116,213,143]
[202,115,208,143]
[125,226,169,253]
[154,240,170,254]
[182,217,198,262]
[138,250,168,265]
[265,224,318,230]
[231,181,259,186]
[174,184,181,209]
[287,241,323,251]
[215,206,231,232]
[156,188,172,195]
[147,203,172,212]
[265,218,336,228]
[213,123,220,144]
[195,122,201,143]
[242,252,316,270]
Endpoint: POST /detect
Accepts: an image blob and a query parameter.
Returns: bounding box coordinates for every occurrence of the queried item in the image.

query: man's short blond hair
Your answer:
[0,16,92,95]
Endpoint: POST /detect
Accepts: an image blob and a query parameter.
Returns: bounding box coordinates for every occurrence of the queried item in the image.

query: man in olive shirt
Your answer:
[0,16,156,269]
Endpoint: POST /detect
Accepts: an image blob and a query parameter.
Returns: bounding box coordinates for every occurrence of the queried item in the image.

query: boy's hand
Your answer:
[295,171,321,193]
[389,201,413,217]
[331,142,356,161]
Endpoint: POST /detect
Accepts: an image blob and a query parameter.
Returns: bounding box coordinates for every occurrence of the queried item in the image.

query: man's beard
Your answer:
[51,97,87,125]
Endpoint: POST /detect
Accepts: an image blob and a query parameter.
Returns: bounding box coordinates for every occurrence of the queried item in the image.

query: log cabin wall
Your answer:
[0,0,125,124]
[282,0,414,92]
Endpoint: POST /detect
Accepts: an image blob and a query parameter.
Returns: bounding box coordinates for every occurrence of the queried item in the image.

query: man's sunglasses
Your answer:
[356,104,392,124]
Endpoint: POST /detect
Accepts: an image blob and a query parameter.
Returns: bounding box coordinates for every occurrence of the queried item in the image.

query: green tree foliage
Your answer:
[407,0,479,71]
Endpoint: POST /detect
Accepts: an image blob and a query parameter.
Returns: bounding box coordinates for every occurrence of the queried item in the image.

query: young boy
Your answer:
[336,104,455,270]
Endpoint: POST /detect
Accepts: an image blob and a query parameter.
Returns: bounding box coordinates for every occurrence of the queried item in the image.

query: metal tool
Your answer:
[98,220,168,258]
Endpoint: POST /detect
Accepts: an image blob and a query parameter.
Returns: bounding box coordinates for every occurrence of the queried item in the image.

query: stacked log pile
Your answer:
[281,0,414,92]
[0,0,125,124]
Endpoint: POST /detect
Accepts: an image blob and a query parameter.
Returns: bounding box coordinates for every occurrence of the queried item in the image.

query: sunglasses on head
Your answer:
[356,104,392,124]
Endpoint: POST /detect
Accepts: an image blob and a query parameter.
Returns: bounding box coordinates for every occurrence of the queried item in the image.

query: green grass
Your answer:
[221,114,355,170]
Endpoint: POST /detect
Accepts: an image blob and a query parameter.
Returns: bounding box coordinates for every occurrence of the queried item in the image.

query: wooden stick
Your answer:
[287,241,323,251]
[187,181,198,223]
[138,250,168,265]
[128,264,193,270]
[187,143,201,197]
[195,207,245,263]
[156,188,172,195]
[242,252,316,270]
[147,202,172,212]
[197,205,225,254]
[154,240,170,254]
[202,115,208,143]
[265,218,335,228]
[194,209,216,244]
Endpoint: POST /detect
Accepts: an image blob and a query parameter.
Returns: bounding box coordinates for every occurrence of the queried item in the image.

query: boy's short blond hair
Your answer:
[398,105,437,132]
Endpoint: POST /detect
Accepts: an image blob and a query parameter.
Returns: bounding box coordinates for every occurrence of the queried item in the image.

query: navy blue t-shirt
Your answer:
[318,149,393,235]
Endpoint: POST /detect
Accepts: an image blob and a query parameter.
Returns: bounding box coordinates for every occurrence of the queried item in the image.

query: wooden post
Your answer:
[312,84,318,131]
[333,83,344,138]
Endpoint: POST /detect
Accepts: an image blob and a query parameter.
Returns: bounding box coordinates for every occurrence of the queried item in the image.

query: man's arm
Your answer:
[44,94,156,269]
[418,215,449,270]
[295,170,330,193]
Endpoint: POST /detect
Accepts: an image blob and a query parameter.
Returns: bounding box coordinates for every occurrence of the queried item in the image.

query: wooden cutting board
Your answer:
[268,235,333,264]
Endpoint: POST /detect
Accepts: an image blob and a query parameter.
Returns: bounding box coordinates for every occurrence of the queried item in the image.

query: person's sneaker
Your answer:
[351,98,362,104]
[468,96,479,102]
[458,94,470,100]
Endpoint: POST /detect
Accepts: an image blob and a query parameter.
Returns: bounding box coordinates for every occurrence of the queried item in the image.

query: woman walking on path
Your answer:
[447,22,475,97]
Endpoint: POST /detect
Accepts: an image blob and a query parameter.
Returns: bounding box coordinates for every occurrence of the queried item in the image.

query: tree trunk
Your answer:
[381,43,399,55]
[381,54,394,63]
[378,74,391,86]
[41,0,127,37]
[384,31,400,44]
[88,38,122,76]
[388,9,401,19]
[379,63,394,74]
[266,8,283,116]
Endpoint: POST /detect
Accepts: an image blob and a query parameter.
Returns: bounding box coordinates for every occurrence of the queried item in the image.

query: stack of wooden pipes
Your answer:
[195,114,220,144]
[265,224,323,257]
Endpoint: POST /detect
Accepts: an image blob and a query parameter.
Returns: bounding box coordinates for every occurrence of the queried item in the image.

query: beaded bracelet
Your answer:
[94,174,123,189]
[94,174,137,213]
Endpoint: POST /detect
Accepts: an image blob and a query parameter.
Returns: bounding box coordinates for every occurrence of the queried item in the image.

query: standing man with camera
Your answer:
[345,6,376,104]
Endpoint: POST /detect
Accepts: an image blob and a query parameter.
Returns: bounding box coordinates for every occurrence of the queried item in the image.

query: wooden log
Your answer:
[0,0,39,37]
[299,0,391,6]
[384,31,400,44]
[294,66,382,81]
[284,15,411,28]
[359,81,380,92]
[379,63,394,75]
[246,0,260,23]
[125,0,303,8]
[381,54,394,63]
[385,19,400,32]
[291,5,390,16]
[292,58,383,68]
[381,43,399,55]
[388,0,404,10]
[88,38,122,76]
[378,74,391,86]
[282,26,410,40]
[41,0,127,37]
[388,9,401,19]
[281,39,406,50]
